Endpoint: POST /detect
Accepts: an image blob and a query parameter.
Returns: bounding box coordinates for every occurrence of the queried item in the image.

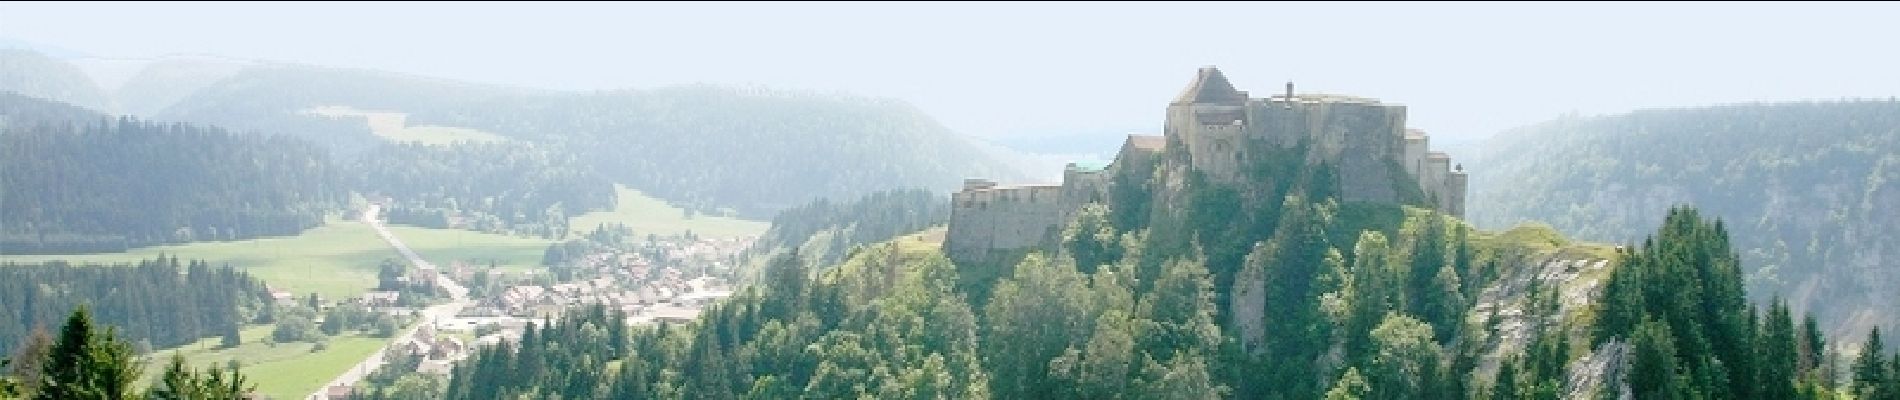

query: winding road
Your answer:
[307,204,471,399]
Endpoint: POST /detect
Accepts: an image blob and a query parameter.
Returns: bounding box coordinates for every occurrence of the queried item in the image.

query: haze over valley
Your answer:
[3,3,1900,400]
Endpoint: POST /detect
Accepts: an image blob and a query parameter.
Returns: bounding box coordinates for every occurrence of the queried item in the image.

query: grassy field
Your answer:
[139,324,388,400]
[567,184,769,239]
[0,218,552,299]
[382,224,551,274]
[377,125,507,146]
[305,106,506,146]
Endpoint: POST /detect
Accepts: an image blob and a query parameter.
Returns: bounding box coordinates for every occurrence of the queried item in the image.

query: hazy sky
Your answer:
[4,1,1900,145]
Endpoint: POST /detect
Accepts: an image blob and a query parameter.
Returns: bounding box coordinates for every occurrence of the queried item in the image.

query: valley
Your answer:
[4,5,1899,399]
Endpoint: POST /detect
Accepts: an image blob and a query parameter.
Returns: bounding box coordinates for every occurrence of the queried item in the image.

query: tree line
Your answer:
[2,114,341,254]
[2,306,256,400]
[0,256,272,357]
[744,188,950,274]
[1472,100,1900,340]
[352,141,615,239]
[408,85,1027,219]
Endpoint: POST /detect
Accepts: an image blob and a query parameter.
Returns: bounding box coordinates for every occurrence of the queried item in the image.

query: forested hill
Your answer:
[151,63,540,155]
[1469,100,1900,339]
[0,256,274,356]
[351,141,616,238]
[742,188,950,275]
[111,55,251,116]
[2,50,1034,220]
[439,123,1894,399]
[409,85,1030,219]
[1,95,342,253]
[0,49,111,112]
[0,91,105,128]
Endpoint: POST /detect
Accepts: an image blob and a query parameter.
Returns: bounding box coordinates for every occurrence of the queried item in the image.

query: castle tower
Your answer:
[1446,164,1468,218]
[1424,151,1452,203]
[1403,129,1429,179]
[945,66,1471,266]
[1167,66,1250,182]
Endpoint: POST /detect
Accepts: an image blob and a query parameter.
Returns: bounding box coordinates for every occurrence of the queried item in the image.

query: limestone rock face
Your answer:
[1464,254,1620,398]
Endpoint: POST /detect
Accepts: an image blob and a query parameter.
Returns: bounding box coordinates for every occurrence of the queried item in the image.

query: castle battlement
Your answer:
[945,66,1468,265]
[1262,93,1385,105]
[952,184,1066,207]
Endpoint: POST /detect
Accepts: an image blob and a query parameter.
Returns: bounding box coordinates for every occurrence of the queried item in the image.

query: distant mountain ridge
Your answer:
[1470,100,1900,339]
[0,48,1036,222]
[410,84,1033,219]
[0,48,113,111]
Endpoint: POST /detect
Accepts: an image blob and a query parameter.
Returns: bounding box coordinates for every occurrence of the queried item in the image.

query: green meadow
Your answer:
[0,218,552,299]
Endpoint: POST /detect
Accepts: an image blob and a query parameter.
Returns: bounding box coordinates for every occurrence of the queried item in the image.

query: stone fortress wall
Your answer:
[945,66,1468,263]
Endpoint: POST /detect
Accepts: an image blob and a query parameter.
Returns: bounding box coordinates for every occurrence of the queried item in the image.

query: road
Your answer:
[307,204,471,399]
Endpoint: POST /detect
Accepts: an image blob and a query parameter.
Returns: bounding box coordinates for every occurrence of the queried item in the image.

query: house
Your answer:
[417,359,456,376]
[362,291,401,308]
[429,337,466,360]
[396,339,431,357]
[269,290,295,306]
[323,385,356,400]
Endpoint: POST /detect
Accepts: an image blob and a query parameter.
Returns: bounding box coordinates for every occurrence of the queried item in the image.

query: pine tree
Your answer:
[1345,231,1395,364]
[219,323,241,349]
[1493,358,1522,400]
[1889,354,1900,400]
[1405,216,1447,323]
[1631,317,1682,400]
[147,354,200,400]
[35,306,140,400]
[1759,298,1799,400]
[1857,328,1892,399]
[1799,313,1826,374]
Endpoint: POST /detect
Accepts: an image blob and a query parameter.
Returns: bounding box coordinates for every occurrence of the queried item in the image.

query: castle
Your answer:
[945,66,1467,263]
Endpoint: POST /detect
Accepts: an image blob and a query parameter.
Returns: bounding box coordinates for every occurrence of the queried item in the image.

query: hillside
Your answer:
[428,76,1900,398]
[410,85,1031,219]
[1469,100,1900,339]
[0,91,107,128]
[1,95,343,253]
[442,179,1857,399]
[111,55,251,116]
[152,64,539,156]
[351,140,616,238]
[2,53,1036,221]
[0,49,111,111]
[740,188,950,279]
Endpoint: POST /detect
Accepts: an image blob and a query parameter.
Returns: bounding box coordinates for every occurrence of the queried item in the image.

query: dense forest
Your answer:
[4,49,1034,226]
[0,256,273,356]
[1470,101,1900,340]
[409,85,1028,218]
[443,207,1897,399]
[0,91,104,128]
[743,188,950,274]
[2,306,259,399]
[352,141,615,238]
[152,64,536,156]
[2,110,342,253]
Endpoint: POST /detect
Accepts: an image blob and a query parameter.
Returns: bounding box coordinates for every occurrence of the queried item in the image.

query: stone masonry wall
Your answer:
[945,185,1071,263]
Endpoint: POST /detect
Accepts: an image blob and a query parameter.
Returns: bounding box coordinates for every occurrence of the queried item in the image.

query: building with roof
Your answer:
[945,66,1468,264]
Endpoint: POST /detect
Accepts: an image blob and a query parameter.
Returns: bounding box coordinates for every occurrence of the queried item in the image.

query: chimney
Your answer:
[1284,82,1295,109]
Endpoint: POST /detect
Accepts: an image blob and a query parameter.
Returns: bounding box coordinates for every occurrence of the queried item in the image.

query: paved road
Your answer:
[307,204,471,399]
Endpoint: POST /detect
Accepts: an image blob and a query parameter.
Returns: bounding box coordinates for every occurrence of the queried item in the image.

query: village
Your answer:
[303,231,754,399]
